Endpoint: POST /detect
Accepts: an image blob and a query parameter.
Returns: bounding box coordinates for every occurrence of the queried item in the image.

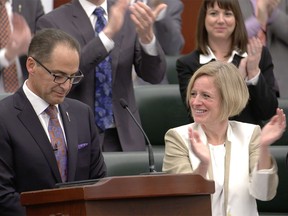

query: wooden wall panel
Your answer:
[53,0,203,54]
[181,0,202,54]
[54,0,69,8]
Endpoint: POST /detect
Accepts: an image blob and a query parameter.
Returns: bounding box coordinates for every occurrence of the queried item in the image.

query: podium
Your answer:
[21,174,215,216]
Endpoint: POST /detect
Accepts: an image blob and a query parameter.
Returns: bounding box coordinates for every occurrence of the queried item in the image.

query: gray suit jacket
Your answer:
[239,0,288,98]
[0,88,107,215]
[36,0,166,151]
[154,0,184,55]
[12,0,44,33]
[12,0,45,80]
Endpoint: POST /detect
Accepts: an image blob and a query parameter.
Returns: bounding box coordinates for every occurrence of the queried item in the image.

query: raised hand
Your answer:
[260,108,286,147]
[129,1,167,44]
[103,0,130,39]
[5,13,32,61]
[246,37,262,80]
[188,127,210,165]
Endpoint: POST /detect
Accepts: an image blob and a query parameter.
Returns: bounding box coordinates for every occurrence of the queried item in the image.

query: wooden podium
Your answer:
[21,174,214,216]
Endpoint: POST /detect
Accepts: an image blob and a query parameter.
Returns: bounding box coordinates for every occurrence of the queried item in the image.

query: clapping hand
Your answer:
[188,127,210,165]
[5,13,31,61]
[129,1,167,44]
[239,37,262,80]
[260,108,286,147]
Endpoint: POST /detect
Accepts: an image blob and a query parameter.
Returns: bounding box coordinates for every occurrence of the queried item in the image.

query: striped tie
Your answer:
[0,0,19,92]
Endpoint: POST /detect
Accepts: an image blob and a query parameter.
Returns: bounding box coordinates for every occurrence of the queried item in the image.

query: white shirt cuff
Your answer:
[245,70,260,85]
[0,48,11,68]
[139,35,158,56]
[99,31,115,52]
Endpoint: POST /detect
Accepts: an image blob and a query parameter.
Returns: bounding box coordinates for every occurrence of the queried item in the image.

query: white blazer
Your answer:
[163,121,278,216]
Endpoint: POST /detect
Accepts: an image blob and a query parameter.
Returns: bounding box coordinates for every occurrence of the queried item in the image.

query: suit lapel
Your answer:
[59,102,78,182]
[107,0,125,84]
[72,0,95,45]
[14,90,62,182]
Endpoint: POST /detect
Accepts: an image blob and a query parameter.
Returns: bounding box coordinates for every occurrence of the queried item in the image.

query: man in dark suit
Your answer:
[0,29,107,216]
[0,0,45,92]
[36,0,167,151]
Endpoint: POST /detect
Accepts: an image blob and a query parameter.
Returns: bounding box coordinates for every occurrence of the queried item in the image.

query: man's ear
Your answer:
[26,57,36,75]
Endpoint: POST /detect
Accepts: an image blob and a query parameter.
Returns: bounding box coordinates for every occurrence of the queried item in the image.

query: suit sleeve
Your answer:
[154,0,184,55]
[269,8,288,46]
[0,118,25,215]
[134,44,166,84]
[248,47,279,120]
[163,128,193,173]
[249,126,278,201]
[176,52,200,111]
[87,107,107,179]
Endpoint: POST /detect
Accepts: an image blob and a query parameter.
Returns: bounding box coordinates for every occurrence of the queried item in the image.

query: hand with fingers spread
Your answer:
[129,1,167,44]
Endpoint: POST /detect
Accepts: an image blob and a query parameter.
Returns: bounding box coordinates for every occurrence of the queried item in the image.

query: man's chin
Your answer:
[50,96,65,105]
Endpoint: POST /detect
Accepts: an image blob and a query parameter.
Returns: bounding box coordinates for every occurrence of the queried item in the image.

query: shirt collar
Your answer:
[199,46,247,64]
[79,0,108,17]
[23,80,59,116]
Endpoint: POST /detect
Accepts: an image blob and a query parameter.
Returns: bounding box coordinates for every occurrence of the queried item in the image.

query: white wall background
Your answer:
[40,0,53,13]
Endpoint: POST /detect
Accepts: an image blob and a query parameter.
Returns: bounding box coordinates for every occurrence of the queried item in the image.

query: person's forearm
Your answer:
[257,146,272,170]
[193,163,209,179]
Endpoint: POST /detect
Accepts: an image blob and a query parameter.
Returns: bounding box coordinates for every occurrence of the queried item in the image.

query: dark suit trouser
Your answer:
[98,127,122,152]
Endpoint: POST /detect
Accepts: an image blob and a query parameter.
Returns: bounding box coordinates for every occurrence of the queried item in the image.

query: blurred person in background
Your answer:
[239,0,288,98]
[0,0,44,93]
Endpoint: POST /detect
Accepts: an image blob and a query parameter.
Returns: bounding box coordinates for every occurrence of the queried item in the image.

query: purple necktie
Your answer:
[45,105,68,182]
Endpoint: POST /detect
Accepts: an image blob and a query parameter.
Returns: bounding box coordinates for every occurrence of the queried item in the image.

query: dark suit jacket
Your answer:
[0,88,107,215]
[12,0,45,80]
[36,0,166,151]
[177,47,279,127]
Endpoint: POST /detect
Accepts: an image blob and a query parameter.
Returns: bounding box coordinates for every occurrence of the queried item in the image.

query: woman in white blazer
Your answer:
[163,61,286,216]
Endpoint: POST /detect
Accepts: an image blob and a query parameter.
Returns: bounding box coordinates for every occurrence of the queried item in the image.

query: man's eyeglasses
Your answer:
[31,57,84,85]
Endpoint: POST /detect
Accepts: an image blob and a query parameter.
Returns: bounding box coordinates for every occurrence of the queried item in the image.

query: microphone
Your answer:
[119,98,157,174]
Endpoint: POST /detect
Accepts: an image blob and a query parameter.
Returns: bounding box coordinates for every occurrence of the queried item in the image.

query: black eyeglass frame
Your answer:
[31,57,84,85]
